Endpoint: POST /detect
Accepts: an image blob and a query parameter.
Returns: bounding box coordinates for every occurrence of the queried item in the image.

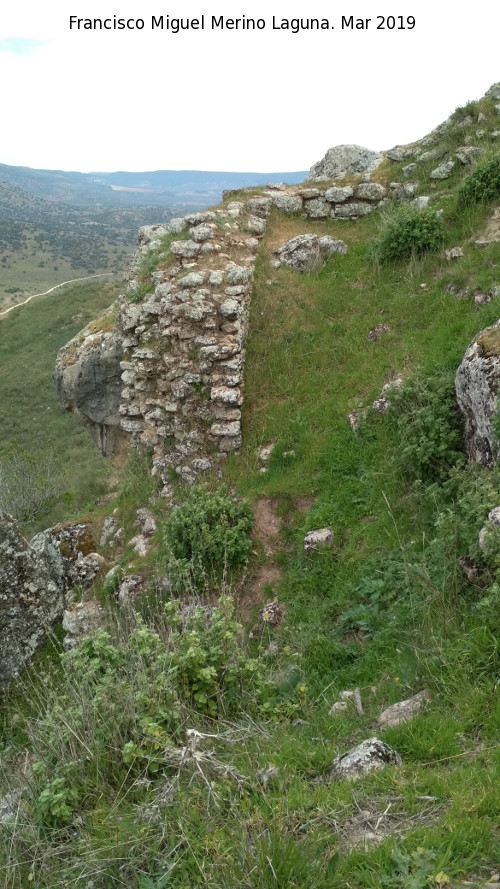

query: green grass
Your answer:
[0,279,121,531]
[2,90,500,887]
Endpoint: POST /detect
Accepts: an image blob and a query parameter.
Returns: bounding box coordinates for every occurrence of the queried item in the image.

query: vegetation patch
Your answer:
[370,205,445,264]
[457,152,500,207]
[160,484,253,590]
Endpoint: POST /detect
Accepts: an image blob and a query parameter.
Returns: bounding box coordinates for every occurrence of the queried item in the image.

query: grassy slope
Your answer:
[1,97,500,888]
[0,279,121,532]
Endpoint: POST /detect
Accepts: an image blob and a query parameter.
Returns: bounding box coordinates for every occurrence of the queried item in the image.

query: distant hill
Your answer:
[0,178,175,310]
[0,163,309,209]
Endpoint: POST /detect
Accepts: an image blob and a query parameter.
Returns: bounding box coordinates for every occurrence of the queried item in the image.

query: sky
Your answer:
[0,0,499,174]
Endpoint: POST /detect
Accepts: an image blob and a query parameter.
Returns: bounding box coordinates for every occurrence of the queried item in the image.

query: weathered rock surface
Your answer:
[54,309,127,458]
[306,145,383,181]
[0,513,64,690]
[377,690,430,728]
[304,527,334,551]
[486,82,500,100]
[430,158,455,179]
[62,598,104,649]
[327,737,401,781]
[455,320,500,465]
[31,521,103,594]
[274,235,347,272]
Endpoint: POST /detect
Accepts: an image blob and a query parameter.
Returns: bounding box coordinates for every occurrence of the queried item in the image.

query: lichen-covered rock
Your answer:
[31,521,103,593]
[327,737,401,781]
[334,202,373,217]
[455,320,500,466]
[324,185,354,203]
[0,512,64,690]
[274,234,347,272]
[430,158,455,179]
[270,194,303,213]
[355,182,386,201]
[306,145,382,181]
[62,598,104,649]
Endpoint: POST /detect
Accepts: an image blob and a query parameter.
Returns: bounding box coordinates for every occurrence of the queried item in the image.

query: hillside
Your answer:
[0,179,178,312]
[0,163,309,208]
[1,85,500,888]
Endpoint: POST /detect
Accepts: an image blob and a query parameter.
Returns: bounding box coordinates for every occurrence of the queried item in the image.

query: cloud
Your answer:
[0,37,50,55]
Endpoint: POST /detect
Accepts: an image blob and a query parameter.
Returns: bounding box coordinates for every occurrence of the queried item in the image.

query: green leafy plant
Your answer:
[385,368,464,480]
[32,764,79,826]
[161,485,253,590]
[371,205,445,264]
[457,152,500,207]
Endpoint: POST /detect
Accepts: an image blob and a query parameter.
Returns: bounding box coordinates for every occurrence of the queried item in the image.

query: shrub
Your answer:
[457,152,500,207]
[371,205,445,264]
[161,485,253,590]
[386,369,464,480]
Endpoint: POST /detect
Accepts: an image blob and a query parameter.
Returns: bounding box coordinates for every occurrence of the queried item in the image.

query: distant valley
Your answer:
[0,162,308,208]
[0,161,307,310]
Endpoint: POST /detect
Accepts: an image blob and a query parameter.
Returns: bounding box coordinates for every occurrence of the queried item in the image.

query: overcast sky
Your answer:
[0,0,499,174]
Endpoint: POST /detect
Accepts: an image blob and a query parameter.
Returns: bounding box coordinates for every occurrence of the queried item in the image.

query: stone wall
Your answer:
[55,184,388,487]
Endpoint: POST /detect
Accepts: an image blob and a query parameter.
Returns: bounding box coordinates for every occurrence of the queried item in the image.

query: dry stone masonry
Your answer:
[55,184,387,487]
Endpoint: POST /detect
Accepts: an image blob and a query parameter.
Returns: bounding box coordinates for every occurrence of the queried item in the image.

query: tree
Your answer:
[0,444,61,523]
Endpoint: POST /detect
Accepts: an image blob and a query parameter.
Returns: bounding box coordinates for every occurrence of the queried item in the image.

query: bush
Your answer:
[371,205,445,264]
[161,485,253,590]
[386,369,464,480]
[457,152,500,207]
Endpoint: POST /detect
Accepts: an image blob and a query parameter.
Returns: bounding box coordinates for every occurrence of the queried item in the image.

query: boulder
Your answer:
[327,737,401,781]
[306,145,382,181]
[54,307,126,458]
[0,512,64,690]
[455,320,500,465]
[430,159,455,179]
[274,234,347,273]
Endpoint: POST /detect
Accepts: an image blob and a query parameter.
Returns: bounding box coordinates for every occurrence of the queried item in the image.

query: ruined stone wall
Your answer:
[55,183,388,487]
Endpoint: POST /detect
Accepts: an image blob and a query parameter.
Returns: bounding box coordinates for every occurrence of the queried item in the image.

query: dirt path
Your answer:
[0,273,115,319]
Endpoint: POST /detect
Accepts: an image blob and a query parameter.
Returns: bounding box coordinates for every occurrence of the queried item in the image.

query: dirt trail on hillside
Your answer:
[0,273,114,319]
[239,494,316,619]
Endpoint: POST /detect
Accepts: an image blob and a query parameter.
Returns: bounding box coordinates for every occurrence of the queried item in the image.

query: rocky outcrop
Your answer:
[31,520,104,594]
[54,309,127,458]
[306,145,383,181]
[0,512,64,691]
[273,234,347,272]
[455,320,500,466]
